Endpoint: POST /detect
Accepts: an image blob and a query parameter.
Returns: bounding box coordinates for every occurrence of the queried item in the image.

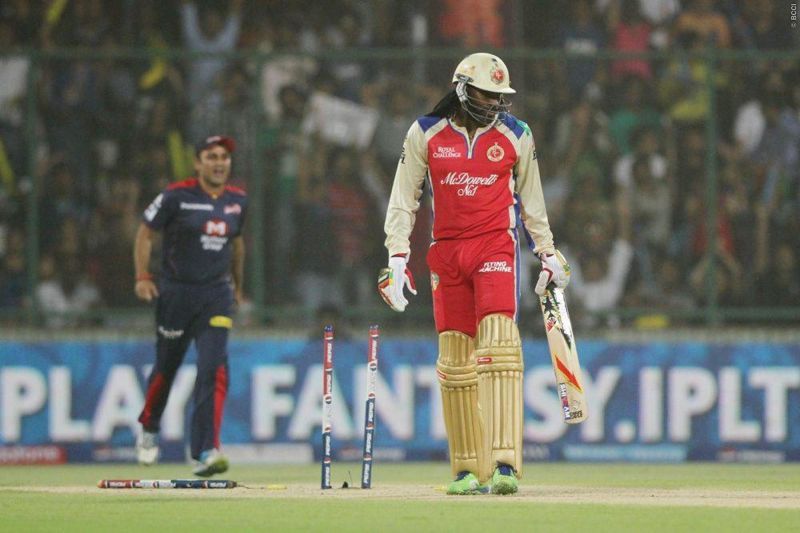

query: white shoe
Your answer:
[192,448,229,477]
[136,430,159,466]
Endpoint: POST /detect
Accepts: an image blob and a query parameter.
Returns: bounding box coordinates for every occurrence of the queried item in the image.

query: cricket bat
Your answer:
[539,287,588,424]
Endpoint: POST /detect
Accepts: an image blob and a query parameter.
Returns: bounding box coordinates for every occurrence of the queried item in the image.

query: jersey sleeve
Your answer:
[514,125,555,255]
[384,121,428,258]
[142,190,176,231]
[235,197,248,237]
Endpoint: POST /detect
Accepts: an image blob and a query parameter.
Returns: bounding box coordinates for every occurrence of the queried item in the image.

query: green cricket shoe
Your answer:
[490,464,518,495]
[446,471,489,495]
[192,449,229,477]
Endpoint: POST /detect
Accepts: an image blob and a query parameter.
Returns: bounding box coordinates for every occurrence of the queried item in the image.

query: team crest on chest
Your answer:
[487,142,504,162]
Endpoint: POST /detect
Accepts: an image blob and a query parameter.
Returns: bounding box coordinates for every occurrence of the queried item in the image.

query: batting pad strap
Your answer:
[475,313,522,358]
[475,354,523,374]
[436,331,488,481]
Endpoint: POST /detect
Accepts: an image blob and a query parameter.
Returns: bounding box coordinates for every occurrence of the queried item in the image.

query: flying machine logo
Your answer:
[487,142,504,162]
[478,261,512,273]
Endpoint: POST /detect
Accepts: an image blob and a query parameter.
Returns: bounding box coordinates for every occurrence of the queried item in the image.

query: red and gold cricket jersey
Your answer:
[384,113,554,258]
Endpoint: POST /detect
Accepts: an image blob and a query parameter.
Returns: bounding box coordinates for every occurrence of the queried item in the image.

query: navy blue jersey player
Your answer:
[133,135,246,477]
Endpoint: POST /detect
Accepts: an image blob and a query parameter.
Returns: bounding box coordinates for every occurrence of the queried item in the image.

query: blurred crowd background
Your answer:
[0,0,798,331]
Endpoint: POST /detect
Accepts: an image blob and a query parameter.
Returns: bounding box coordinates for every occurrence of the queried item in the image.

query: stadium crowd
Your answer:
[0,0,797,328]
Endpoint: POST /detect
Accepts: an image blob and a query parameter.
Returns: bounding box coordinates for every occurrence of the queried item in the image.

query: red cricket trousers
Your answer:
[427,229,519,337]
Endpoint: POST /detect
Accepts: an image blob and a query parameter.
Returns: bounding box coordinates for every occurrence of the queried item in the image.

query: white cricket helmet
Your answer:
[451,53,514,125]
[451,52,516,94]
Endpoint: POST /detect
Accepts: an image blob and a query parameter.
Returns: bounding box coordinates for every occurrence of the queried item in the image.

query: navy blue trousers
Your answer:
[138,279,232,460]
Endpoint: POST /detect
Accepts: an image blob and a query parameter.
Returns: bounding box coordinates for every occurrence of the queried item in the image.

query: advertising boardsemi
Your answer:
[0,338,798,463]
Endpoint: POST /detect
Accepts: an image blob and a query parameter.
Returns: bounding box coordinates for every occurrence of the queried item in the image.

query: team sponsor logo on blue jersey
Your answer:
[201,220,228,251]
[180,202,214,211]
[157,326,184,339]
[144,194,163,221]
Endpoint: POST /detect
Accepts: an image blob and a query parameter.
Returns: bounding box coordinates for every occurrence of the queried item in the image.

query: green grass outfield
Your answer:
[1,463,799,532]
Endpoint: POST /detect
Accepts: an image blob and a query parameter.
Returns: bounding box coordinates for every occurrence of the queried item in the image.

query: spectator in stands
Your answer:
[636,0,681,48]
[671,0,731,48]
[41,59,101,185]
[660,29,729,125]
[718,162,755,276]
[564,206,634,329]
[613,124,669,194]
[320,9,371,102]
[626,250,694,312]
[618,155,672,292]
[557,0,606,100]
[0,19,28,177]
[191,65,257,181]
[38,162,91,253]
[294,138,341,311]
[550,83,613,212]
[730,0,792,50]
[0,0,37,45]
[70,0,112,47]
[372,81,419,175]
[609,77,662,154]
[94,177,141,307]
[437,0,506,48]
[326,147,377,307]
[755,241,800,307]
[256,14,318,124]
[0,227,27,310]
[688,239,744,307]
[260,85,310,303]
[180,0,243,106]
[609,0,653,82]
[35,251,102,328]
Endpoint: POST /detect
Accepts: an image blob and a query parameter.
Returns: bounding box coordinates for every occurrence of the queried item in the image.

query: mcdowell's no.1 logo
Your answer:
[440,171,498,197]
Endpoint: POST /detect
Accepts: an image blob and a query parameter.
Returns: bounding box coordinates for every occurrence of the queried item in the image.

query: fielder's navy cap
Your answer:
[195,135,236,155]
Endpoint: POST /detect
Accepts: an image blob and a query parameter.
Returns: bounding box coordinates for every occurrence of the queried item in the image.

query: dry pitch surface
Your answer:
[2,464,799,532]
[2,484,799,509]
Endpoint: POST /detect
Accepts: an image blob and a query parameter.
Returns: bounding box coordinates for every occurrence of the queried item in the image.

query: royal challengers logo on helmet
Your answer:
[487,142,504,162]
[490,64,505,85]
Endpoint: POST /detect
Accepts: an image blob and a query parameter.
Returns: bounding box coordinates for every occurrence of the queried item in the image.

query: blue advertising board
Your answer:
[0,337,798,463]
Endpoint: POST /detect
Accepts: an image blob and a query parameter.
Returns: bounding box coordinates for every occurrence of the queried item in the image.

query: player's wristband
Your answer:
[136,273,154,282]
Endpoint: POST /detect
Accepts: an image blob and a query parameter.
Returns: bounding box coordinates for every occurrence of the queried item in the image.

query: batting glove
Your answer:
[378,254,417,312]
[535,249,571,296]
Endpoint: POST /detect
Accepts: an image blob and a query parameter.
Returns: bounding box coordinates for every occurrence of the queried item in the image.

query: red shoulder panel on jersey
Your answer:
[225,184,247,196]
[167,178,198,190]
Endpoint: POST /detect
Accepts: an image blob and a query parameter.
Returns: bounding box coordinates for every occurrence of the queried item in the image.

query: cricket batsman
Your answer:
[133,135,247,477]
[378,53,570,495]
